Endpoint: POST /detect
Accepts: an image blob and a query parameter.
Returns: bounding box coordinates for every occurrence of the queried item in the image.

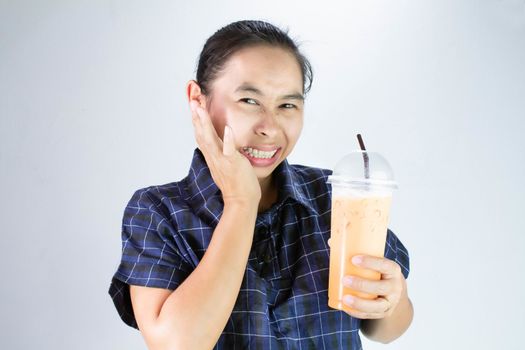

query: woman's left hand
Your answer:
[341,255,406,319]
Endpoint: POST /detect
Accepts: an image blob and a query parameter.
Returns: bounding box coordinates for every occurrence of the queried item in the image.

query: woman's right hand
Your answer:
[190,100,261,206]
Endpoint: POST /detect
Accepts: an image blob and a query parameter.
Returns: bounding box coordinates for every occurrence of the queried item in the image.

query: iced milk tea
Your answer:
[328,193,392,312]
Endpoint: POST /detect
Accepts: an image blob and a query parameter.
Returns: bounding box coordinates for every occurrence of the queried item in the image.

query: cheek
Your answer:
[284,117,303,142]
[228,119,252,146]
[207,107,224,138]
[208,101,240,140]
[212,106,252,144]
[207,93,252,143]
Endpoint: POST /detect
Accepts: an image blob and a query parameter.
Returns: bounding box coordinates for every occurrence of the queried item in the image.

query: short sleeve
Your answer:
[108,189,193,330]
[384,228,410,279]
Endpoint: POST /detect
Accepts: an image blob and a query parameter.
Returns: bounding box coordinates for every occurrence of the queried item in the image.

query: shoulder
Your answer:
[287,163,333,215]
[289,163,333,181]
[132,181,185,204]
[289,163,333,194]
[124,180,190,222]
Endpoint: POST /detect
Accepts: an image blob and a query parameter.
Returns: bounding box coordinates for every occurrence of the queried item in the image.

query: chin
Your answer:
[244,148,287,173]
[254,167,274,178]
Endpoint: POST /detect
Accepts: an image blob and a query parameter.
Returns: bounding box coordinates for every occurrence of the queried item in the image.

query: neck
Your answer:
[257,174,277,213]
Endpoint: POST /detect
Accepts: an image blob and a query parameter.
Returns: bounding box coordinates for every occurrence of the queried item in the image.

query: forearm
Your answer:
[360,283,414,344]
[156,201,258,349]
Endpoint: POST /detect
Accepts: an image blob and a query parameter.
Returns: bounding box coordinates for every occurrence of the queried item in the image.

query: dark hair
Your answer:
[196,20,313,97]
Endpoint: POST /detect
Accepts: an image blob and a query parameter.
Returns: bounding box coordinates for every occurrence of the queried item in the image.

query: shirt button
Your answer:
[263,253,272,263]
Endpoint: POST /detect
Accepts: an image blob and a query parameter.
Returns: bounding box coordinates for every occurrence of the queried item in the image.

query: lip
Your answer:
[241,147,282,167]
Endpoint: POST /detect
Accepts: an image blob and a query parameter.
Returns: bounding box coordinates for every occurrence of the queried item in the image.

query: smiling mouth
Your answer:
[241,147,280,159]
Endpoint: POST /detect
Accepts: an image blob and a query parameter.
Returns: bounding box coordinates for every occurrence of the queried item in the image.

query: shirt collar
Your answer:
[272,153,318,214]
[184,148,319,224]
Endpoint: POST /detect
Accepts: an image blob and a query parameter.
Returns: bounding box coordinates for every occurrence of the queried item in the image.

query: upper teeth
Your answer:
[243,147,278,159]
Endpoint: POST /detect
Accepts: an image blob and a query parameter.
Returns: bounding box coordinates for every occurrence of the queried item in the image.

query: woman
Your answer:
[108,20,413,349]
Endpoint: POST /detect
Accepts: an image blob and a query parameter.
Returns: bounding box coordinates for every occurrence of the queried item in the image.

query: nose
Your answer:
[254,110,279,138]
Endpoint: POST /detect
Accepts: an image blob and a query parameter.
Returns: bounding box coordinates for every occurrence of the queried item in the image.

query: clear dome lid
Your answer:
[327,151,398,189]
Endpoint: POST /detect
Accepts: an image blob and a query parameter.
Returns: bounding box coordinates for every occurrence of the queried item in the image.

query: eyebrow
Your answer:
[234,83,304,101]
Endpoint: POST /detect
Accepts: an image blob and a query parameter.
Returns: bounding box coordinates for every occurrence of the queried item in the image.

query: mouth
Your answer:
[240,146,283,167]
[241,146,281,159]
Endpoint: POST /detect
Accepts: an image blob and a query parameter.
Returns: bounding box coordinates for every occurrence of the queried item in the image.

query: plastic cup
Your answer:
[326,151,398,312]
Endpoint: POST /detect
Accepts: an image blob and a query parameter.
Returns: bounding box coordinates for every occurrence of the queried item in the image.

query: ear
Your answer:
[186,80,207,109]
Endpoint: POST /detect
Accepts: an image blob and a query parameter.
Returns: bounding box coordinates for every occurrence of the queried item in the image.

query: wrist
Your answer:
[223,196,260,209]
[223,198,260,215]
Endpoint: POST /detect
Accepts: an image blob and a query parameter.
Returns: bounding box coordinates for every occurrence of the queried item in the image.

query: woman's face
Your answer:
[201,45,305,182]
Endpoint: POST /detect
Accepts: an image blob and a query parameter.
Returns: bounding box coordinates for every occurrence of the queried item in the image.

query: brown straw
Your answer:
[356,134,370,179]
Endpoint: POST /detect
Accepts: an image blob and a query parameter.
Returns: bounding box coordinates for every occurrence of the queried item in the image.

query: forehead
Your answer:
[212,45,303,94]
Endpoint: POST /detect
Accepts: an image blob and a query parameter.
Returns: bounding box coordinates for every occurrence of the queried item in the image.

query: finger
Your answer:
[327,238,331,248]
[351,255,401,278]
[190,102,208,156]
[342,308,385,320]
[191,102,223,156]
[190,103,202,139]
[190,100,201,122]
[222,125,236,156]
[343,276,391,296]
[343,295,391,315]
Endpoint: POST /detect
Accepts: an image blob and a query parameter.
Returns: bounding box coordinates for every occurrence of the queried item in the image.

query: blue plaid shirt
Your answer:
[108,148,410,349]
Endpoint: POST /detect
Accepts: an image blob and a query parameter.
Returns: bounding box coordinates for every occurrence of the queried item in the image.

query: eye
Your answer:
[240,98,258,105]
[280,103,297,109]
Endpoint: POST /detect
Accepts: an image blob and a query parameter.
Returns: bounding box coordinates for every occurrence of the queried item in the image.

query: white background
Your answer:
[1,0,524,349]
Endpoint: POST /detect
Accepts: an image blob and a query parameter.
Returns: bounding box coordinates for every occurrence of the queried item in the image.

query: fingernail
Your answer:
[343,276,353,286]
[352,256,363,265]
[343,295,354,305]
